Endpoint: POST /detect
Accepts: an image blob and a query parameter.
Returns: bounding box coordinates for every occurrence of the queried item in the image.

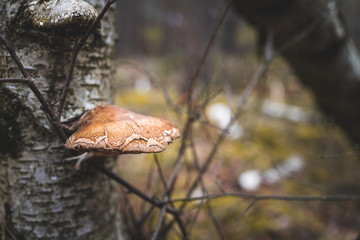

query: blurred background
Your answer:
[113,0,360,239]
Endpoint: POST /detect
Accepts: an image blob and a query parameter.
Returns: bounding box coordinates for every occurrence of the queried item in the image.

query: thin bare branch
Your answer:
[95,163,162,208]
[0,33,67,141]
[186,0,233,112]
[159,2,233,236]
[184,140,205,237]
[0,34,32,80]
[186,40,273,203]
[190,137,224,240]
[140,163,155,217]
[153,155,168,192]
[164,120,191,196]
[151,197,168,240]
[273,8,337,58]
[166,193,360,204]
[95,163,188,239]
[138,59,183,116]
[0,78,29,83]
[186,200,203,238]
[171,213,188,240]
[137,205,156,230]
[182,8,337,201]
[205,202,224,240]
[162,0,234,202]
[120,188,148,239]
[161,18,322,231]
[57,0,117,118]
[153,155,189,239]
[234,199,257,221]
[161,28,273,238]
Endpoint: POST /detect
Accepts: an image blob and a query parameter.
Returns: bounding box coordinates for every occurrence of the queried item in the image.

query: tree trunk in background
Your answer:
[340,0,360,49]
[232,0,360,143]
[0,1,123,239]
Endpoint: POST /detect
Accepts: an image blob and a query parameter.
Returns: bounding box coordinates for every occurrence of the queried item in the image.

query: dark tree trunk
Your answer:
[0,1,124,239]
[232,0,360,143]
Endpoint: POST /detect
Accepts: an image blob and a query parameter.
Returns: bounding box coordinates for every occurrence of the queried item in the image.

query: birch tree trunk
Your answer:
[233,0,360,143]
[0,1,123,239]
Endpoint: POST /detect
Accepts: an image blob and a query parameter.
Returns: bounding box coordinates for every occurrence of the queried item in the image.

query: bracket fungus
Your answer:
[27,0,98,30]
[65,105,181,155]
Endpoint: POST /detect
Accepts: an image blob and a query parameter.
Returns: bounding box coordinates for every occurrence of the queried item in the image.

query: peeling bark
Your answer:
[0,1,123,239]
[233,0,360,143]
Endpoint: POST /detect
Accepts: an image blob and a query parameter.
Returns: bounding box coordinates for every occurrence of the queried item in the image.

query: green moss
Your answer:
[252,125,291,161]
[295,124,322,141]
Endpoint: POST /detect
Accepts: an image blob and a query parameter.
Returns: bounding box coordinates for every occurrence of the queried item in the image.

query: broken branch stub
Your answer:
[65,105,181,154]
[27,0,98,31]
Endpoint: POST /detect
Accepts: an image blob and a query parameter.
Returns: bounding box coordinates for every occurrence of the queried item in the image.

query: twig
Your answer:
[150,197,168,240]
[273,8,336,58]
[197,88,223,116]
[182,9,336,202]
[186,138,206,232]
[0,34,32,81]
[95,164,188,239]
[164,120,191,196]
[161,7,338,234]
[205,201,224,240]
[153,155,188,240]
[95,163,162,208]
[138,59,183,116]
[269,157,333,195]
[186,199,204,238]
[0,33,67,142]
[161,41,273,236]
[175,8,339,212]
[185,39,273,203]
[159,2,233,235]
[186,0,233,112]
[171,213,188,240]
[140,163,155,217]
[190,137,224,240]
[234,199,257,221]
[57,0,117,119]
[0,78,29,83]
[161,27,278,233]
[166,193,360,204]
[164,0,233,199]
[183,26,273,207]
[116,60,183,116]
[153,155,168,192]
[120,187,148,239]
[137,205,156,231]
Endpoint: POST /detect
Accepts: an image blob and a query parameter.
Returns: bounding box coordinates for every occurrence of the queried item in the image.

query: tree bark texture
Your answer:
[0,1,123,239]
[232,0,360,143]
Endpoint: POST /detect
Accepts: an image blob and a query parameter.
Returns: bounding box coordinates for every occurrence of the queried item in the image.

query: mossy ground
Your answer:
[112,53,359,239]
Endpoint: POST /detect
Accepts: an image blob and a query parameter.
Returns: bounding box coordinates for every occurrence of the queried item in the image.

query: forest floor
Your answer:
[112,55,360,240]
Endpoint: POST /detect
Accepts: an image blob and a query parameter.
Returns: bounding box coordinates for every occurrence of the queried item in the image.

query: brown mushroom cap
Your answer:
[65,105,181,154]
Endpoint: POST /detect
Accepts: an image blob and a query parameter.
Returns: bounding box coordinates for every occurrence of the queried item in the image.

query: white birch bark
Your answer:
[0,1,124,239]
